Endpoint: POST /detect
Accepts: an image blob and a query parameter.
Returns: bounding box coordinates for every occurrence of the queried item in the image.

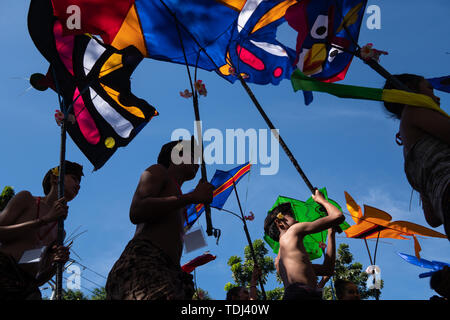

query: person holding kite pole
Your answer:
[264,190,344,300]
[105,139,214,300]
[0,161,83,299]
[383,74,450,240]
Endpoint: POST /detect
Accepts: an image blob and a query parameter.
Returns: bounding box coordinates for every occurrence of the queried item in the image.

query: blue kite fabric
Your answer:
[397,252,450,278]
[51,0,297,86]
[285,0,367,104]
[184,163,251,230]
[427,76,450,94]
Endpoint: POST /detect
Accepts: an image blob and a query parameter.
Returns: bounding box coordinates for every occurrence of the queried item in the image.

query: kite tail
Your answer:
[413,235,422,260]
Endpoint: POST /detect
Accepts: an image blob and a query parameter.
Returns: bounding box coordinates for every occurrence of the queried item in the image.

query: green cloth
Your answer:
[291,69,383,101]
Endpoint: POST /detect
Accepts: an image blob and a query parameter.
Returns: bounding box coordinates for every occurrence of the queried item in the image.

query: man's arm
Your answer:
[129,165,213,225]
[35,245,70,287]
[0,196,68,243]
[0,220,45,242]
[129,165,191,224]
[312,228,336,277]
[249,267,261,300]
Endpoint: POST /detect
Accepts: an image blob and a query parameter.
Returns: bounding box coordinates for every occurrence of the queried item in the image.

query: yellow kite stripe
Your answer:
[382,89,449,118]
[251,0,297,34]
[100,84,145,119]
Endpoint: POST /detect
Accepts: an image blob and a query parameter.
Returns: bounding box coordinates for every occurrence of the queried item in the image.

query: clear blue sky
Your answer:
[0,0,449,300]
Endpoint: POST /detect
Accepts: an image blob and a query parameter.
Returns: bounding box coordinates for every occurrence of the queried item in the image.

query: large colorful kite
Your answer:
[344,192,447,259]
[28,0,158,169]
[51,0,297,85]
[184,162,251,230]
[285,0,367,104]
[264,188,350,261]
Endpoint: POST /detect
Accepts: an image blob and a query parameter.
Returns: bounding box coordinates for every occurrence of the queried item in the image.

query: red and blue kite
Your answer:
[51,0,298,85]
[285,0,367,104]
[184,162,251,230]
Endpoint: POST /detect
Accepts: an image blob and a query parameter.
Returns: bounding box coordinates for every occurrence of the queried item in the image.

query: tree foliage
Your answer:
[192,288,212,300]
[90,287,107,300]
[62,289,89,300]
[225,239,283,300]
[322,243,383,300]
[0,186,15,211]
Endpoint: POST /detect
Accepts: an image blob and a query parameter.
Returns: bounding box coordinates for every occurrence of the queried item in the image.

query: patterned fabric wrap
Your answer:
[105,237,194,300]
[0,251,41,300]
[283,282,323,300]
[404,134,450,228]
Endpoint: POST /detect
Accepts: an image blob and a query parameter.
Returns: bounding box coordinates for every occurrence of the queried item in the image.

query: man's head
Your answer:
[335,279,360,300]
[383,73,441,119]
[264,202,296,241]
[158,138,199,180]
[226,286,249,300]
[42,161,84,201]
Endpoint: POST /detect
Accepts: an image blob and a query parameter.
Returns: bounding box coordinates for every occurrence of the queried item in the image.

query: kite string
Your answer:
[373,231,381,265]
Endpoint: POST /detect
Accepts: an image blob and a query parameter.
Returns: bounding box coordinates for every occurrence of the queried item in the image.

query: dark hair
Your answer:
[42,161,84,195]
[383,73,425,119]
[264,202,293,242]
[226,286,244,300]
[334,279,354,300]
[430,267,450,298]
[157,141,180,168]
[157,138,195,168]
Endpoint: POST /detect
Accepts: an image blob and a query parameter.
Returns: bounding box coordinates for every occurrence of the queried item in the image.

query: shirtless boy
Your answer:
[106,140,214,300]
[264,190,344,300]
[0,160,83,299]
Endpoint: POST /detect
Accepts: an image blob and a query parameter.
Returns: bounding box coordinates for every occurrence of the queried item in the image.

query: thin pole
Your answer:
[55,121,67,300]
[192,95,214,236]
[239,77,343,233]
[336,10,412,93]
[51,66,67,300]
[232,181,267,300]
[373,232,381,301]
[167,6,214,237]
[238,76,315,194]
[363,238,373,266]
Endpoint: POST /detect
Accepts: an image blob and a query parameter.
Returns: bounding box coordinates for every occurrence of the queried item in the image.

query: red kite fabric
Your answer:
[28,0,157,170]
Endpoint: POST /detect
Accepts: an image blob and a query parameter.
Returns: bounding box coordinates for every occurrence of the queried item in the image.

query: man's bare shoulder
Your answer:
[5,190,35,208]
[144,164,168,175]
[134,165,170,197]
[0,190,35,225]
[140,164,169,184]
[281,222,307,241]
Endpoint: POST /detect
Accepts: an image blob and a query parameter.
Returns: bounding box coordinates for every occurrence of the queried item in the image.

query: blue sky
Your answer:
[0,0,449,300]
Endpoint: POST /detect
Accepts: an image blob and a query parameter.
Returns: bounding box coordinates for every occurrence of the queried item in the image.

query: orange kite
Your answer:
[344,192,446,259]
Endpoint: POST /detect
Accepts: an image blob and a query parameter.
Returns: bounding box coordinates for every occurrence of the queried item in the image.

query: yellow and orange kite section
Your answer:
[344,192,446,259]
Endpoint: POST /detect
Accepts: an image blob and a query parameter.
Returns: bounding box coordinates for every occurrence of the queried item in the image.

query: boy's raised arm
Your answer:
[290,191,344,236]
[312,228,336,277]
